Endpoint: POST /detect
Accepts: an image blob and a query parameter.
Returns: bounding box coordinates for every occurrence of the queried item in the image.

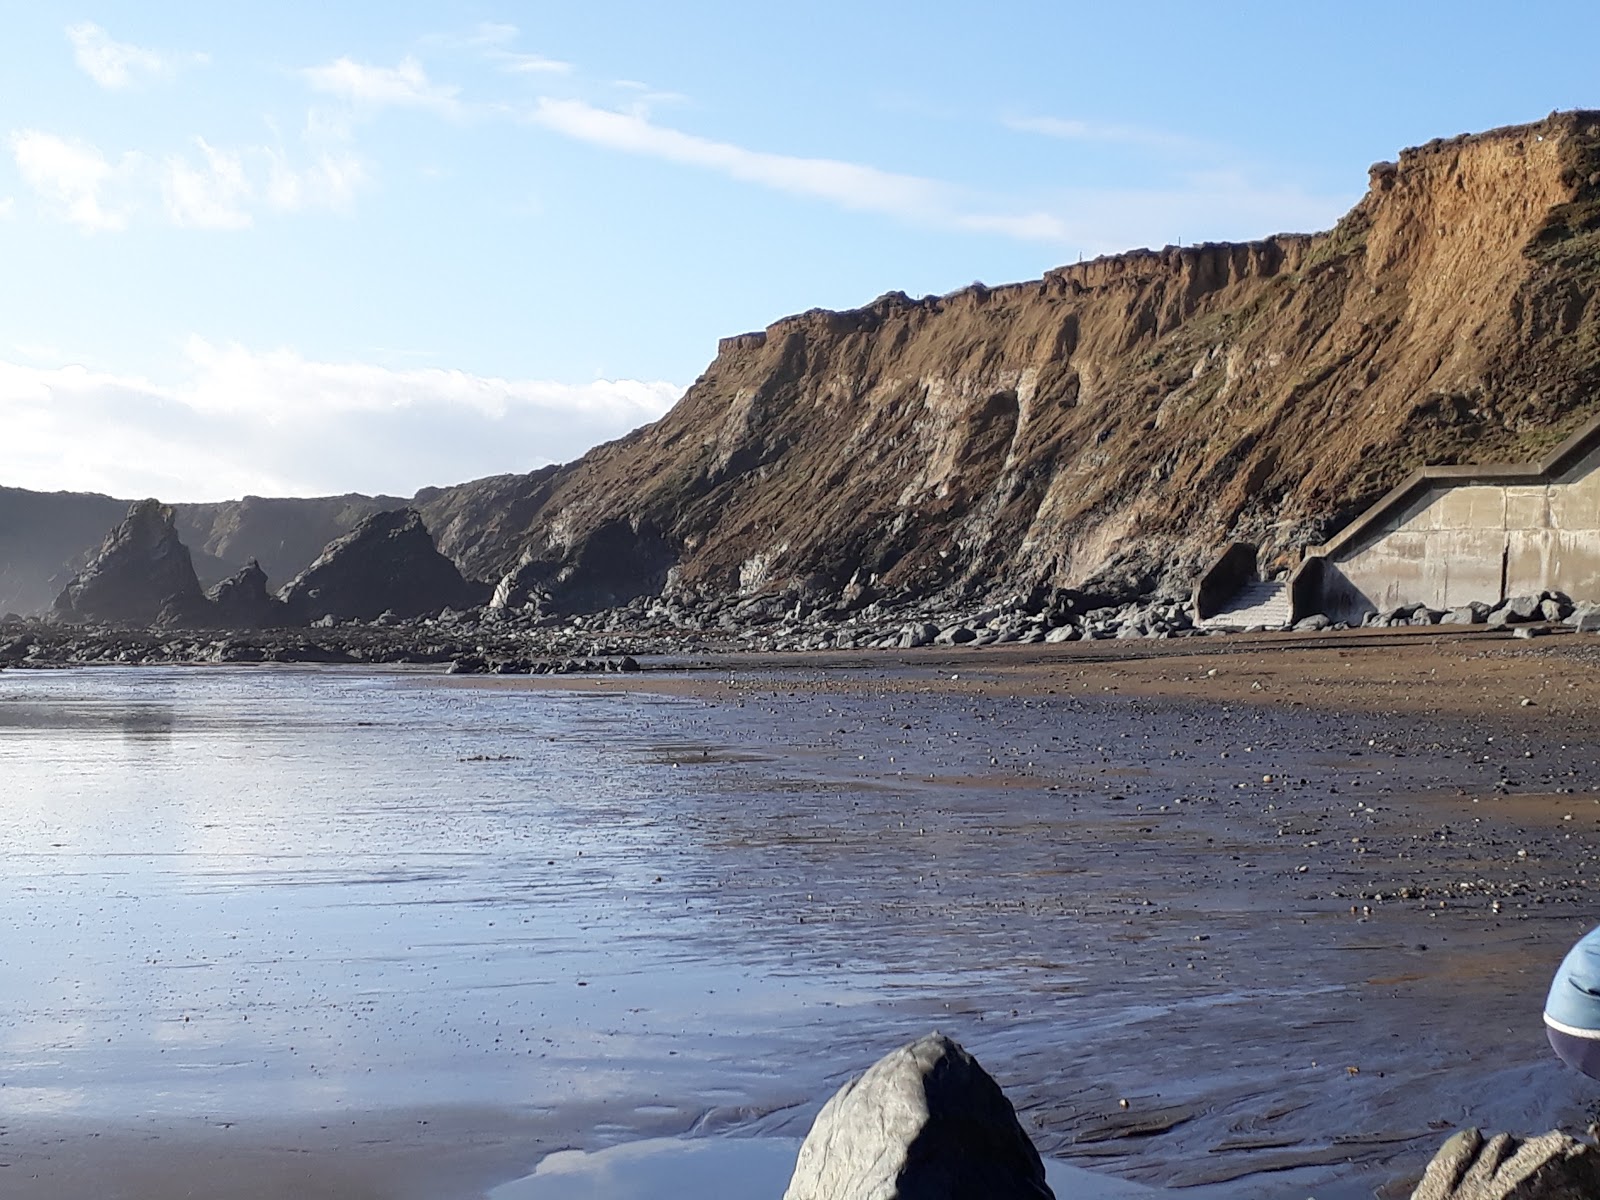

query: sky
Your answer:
[2,2,1597,502]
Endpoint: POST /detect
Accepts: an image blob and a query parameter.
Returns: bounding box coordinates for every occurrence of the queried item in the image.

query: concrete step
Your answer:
[1199,580,1292,629]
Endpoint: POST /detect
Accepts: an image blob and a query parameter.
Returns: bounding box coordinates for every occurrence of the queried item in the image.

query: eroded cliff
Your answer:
[425,111,1600,614]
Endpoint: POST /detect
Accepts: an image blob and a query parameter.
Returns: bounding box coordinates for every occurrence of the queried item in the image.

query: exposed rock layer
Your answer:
[415,111,1600,613]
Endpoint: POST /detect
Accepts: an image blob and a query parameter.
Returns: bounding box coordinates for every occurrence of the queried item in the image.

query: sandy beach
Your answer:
[3,626,1598,1198]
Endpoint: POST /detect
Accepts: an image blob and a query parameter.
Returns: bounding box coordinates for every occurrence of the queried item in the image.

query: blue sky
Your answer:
[2,2,1597,500]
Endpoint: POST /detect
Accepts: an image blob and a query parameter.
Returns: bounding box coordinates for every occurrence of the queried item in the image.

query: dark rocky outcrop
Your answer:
[492,517,678,614]
[53,500,208,627]
[206,559,287,629]
[1411,1128,1600,1199]
[783,1033,1053,1200]
[0,487,400,617]
[277,509,485,623]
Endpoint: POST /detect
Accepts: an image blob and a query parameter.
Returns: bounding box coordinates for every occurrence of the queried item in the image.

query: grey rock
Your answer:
[1540,598,1568,622]
[207,559,287,629]
[1571,606,1600,633]
[1443,604,1488,625]
[1512,626,1545,640]
[52,499,208,627]
[1043,625,1080,644]
[1294,613,1332,631]
[937,626,977,645]
[783,1033,1053,1200]
[1490,595,1542,625]
[1410,1127,1600,1199]
[279,509,485,623]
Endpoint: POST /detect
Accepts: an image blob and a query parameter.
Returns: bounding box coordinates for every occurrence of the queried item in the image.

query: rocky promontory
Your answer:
[277,508,487,624]
[52,499,209,627]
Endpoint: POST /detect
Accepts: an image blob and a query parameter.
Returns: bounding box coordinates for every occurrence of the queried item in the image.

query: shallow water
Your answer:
[0,667,898,1122]
[487,1137,1177,1199]
[2,664,1594,1197]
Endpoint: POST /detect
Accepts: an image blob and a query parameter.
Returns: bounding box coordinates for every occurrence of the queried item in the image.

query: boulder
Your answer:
[1566,603,1600,633]
[52,499,207,627]
[782,1033,1053,1200]
[1410,1127,1600,1199]
[1489,596,1542,626]
[206,559,288,629]
[278,509,485,623]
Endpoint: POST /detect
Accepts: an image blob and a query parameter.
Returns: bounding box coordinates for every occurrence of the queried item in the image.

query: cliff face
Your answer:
[434,111,1600,612]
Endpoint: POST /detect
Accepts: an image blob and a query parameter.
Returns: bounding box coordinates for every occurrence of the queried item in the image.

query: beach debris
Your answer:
[1410,1127,1600,1199]
[783,1033,1054,1200]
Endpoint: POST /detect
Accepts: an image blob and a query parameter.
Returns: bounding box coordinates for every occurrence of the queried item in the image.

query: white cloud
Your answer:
[302,56,462,116]
[0,196,13,220]
[527,99,1071,242]
[164,139,252,229]
[66,21,203,89]
[264,147,367,214]
[426,22,573,75]
[498,53,574,76]
[0,342,682,501]
[9,130,138,232]
[1004,114,1208,156]
[10,128,366,231]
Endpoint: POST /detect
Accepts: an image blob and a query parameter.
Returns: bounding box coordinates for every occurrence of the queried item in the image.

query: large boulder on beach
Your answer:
[52,499,208,627]
[277,508,484,623]
[783,1033,1053,1200]
[1410,1128,1600,1199]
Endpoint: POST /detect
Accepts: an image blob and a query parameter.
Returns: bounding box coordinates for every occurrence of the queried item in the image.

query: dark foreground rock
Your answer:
[206,559,288,628]
[53,500,207,627]
[278,509,485,624]
[783,1033,1053,1200]
[1411,1128,1600,1199]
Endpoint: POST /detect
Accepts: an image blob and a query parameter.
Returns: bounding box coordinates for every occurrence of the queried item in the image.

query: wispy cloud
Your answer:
[163,139,251,229]
[301,56,462,116]
[11,128,365,232]
[9,131,140,232]
[66,21,205,89]
[527,99,1071,242]
[425,22,573,75]
[0,342,682,500]
[0,196,14,220]
[1004,114,1209,156]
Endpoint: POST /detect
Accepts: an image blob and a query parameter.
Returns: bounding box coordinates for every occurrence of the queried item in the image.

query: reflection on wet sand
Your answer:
[1,661,1596,1197]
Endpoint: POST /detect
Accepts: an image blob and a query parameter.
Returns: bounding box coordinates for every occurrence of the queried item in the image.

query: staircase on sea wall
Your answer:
[1196,580,1292,630]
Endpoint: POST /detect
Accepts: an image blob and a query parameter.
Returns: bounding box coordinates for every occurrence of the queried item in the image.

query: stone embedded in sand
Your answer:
[52,499,208,627]
[782,1033,1054,1200]
[1410,1128,1600,1199]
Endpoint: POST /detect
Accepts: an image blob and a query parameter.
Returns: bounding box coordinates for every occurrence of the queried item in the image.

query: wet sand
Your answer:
[5,627,1600,1197]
